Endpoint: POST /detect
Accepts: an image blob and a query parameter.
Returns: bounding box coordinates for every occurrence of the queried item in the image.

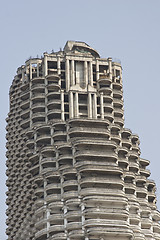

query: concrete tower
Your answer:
[6,41,160,240]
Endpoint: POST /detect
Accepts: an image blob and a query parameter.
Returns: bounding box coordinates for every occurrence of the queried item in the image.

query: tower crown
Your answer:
[6,41,160,240]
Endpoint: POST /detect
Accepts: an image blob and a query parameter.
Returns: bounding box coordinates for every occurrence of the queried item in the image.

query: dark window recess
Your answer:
[61,62,65,70]
[64,94,68,102]
[61,72,65,79]
[48,61,57,69]
[61,81,66,89]
[99,65,108,73]
[64,105,69,112]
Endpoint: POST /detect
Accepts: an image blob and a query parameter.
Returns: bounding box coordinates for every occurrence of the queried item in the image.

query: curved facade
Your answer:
[6,41,160,240]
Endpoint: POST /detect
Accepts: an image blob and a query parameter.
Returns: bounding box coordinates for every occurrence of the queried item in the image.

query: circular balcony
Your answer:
[47,92,61,101]
[98,76,112,85]
[35,218,47,230]
[129,162,139,172]
[113,89,123,98]
[31,92,45,101]
[35,206,46,217]
[47,99,61,109]
[50,232,67,240]
[35,227,47,240]
[104,112,114,122]
[32,102,45,110]
[113,98,123,108]
[48,225,65,235]
[31,77,45,84]
[103,102,113,111]
[84,220,132,238]
[112,81,122,90]
[63,191,78,200]
[114,116,124,127]
[84,208,128,220]
[114,108,123,117]
[47,109,61,120]
[80,177,123,188]
[80,188,124,198]
[75,150,117,163]
[76,164,122,175]
[45,194,61,203]
[21,90,30,101]
[20,118,30,129]
[66,222,82,231]
[68,127,110,139]
[30,164,39,176]
[139,158,150,167]
[140,168,150,178]
[99,86,112,95]
[31,83,45,91]
[63,180,78,188]
[45,183,61,195]
[66,210,81,220]
[68,229,84,239]
[36,134,51,146]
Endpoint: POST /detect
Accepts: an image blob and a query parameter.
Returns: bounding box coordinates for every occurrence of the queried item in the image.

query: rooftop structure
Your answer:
[6,41,160,240]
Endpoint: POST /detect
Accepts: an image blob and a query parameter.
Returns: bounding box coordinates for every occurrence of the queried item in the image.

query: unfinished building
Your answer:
[6,41,160,240]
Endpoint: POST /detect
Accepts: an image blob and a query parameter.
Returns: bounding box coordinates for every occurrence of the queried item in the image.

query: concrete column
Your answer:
[51,127,54,145]
[66,59,70,91]
[93,93,97,119]
[100,92,104,119]
[108,58,112,80]
[37,63,39,77]
[22,67,25,81]
[39,154,43,173]
[96,59,99,81]
[34,132,37,152]
[29,63,32,80]
[75,92,79,118]
[44,53,48,76]
[84,61,88,86]
[89,61,93,86]
[57,56,61,75]
[88,93,92,119]
[71,60,75,86]
[69,91,73,119]
[46,208,50,238]
[120,68,122,83]
[61,90,65,121]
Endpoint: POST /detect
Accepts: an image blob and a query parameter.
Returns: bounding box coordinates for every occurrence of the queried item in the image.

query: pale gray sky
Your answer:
[1,0,160,239]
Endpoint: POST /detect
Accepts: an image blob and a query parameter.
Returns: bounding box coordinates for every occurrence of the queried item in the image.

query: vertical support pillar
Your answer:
[75,92,79,118]
[34,132,37,152]
[69,91,74,119]
[108,57,112,81]
[93,93,97,119]
[71,60,75,86]
[120,67,122,83]
[57,56,61,75]
[37,63,39,77]
[46,207,50,238]
[51,126,54,145]
[39,154,43,173]
[44,53,48,76]
[29,63,32,80]
[66,59,70,91]
[88,93,92,119]
[96,59,99,81]
[100,92,104,119]
[89,61,93,86]
[84,61,88,86]
[22,66,25,82]
[45,78,48,124]
[61,90,65,121]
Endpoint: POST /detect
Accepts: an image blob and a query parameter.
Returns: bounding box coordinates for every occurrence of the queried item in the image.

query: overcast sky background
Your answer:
[1,0,160,239]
